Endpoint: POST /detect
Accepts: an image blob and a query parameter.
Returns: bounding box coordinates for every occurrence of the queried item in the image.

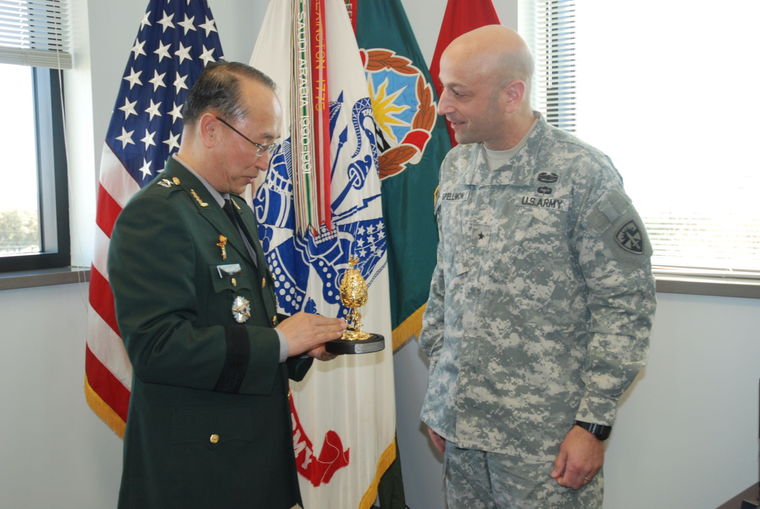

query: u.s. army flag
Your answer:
[250,1,395,507]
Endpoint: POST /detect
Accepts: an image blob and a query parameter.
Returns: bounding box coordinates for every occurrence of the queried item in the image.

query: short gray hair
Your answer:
[182,61,276,125]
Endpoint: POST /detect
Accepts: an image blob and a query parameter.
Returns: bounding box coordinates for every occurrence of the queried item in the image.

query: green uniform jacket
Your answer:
[108,158,310,509]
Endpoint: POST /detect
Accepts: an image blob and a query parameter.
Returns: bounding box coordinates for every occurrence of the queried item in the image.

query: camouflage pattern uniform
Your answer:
[443,443,603,508]
[419,113,656,507]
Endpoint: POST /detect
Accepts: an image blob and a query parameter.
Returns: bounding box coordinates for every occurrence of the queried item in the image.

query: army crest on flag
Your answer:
[254,95,386,319]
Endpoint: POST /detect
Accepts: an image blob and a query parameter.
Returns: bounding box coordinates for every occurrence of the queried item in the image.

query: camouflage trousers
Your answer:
[443,444,603,509]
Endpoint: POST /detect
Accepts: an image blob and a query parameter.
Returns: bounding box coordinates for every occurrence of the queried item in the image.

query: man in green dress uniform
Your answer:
[108,61,346,509]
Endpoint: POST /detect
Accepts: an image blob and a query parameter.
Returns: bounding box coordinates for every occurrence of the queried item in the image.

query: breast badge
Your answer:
[231,296,251,323]
[216,235,228,260]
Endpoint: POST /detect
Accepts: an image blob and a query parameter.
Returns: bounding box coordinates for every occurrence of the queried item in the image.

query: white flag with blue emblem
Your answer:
[250,1,396,507]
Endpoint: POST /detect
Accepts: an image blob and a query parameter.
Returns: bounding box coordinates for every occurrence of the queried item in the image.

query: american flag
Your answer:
[84,0,224,436]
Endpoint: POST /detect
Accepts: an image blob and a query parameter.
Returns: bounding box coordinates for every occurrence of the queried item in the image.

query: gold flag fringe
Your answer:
[358,438,397,508]
[391,303,426,351]
[84,376,126,439]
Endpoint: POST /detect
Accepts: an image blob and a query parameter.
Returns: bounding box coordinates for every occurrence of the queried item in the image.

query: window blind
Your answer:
[0,0,71,69]
[526,0,575,133]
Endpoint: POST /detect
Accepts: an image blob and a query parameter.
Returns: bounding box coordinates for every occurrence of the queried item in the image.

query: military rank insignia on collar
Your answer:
[615,220,644,254]
[190,188,208,207]
[157,177,182,188]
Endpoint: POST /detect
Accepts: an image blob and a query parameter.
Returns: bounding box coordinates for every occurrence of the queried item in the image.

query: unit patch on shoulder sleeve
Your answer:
[615,220,644,254]
[588,189,653,266]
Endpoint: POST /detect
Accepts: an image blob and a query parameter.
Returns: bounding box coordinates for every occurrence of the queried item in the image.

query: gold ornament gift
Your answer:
[326,256,385,355]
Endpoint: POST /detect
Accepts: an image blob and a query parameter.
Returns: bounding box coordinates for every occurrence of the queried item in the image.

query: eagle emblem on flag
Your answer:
[254,93,386,318]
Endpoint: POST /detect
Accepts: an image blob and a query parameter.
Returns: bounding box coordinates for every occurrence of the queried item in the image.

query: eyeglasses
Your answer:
[214,116,278,157]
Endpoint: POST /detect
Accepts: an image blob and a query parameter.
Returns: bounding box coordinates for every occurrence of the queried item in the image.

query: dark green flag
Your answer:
[353,0,451,352]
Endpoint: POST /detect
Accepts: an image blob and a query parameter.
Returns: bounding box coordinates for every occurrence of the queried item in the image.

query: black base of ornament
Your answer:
[326,333,385,355]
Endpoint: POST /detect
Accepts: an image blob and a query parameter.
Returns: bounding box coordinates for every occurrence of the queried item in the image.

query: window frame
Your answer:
[0,67,69,273]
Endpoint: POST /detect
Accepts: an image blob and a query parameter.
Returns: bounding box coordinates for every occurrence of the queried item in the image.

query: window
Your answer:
[0,0,71,272]
[520,0,760,295]
[519,0,576,133]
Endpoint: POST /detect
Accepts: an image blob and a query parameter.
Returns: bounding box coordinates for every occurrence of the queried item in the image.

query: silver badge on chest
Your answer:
[231,295,251,323]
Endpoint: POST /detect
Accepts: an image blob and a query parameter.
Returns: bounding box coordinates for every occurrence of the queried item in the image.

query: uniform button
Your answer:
[272,315,278,326]
[172,177,181,185]
[209,433,220,444]
[231,277,237,287]
[261,277,266,288]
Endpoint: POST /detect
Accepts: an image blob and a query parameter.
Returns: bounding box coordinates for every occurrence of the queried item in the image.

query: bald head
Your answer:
[444,25,533,91]
[437,25,536,149]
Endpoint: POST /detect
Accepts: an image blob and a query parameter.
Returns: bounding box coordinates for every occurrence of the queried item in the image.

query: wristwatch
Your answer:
[574,420,612,441]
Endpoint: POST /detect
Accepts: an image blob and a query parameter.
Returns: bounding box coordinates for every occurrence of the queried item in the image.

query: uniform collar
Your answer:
[162,157,261,267]
[172,154,226,207]
[464,112,549,187]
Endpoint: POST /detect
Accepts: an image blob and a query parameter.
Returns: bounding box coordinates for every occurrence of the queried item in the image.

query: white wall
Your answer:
[0,282,122,508]
[2,1,758,508]
[606,293,760,508]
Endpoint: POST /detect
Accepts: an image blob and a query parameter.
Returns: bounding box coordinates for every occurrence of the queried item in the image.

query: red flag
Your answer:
[429,0,500,146]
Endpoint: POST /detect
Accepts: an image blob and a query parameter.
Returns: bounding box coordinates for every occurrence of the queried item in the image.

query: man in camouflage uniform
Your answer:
[419,26,656,508]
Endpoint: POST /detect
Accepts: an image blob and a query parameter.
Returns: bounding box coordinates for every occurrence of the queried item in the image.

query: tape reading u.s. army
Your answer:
[520,196,564,210]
